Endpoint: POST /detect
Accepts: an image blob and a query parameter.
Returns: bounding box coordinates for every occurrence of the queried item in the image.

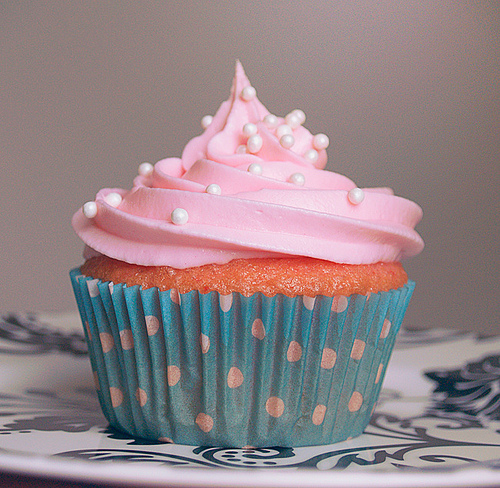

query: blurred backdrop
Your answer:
[1,1,498,333]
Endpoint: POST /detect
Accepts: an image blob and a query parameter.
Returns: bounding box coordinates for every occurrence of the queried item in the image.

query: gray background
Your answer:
[1,2,498,333]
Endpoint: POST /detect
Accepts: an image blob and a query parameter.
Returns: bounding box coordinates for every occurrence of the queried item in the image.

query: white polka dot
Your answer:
[93,371,100,390]
[145,315,160,336]
[170,289,181,305]
[136,388,147,406]
[321,348,337,369]
[380,319,391,338]
[87,279,100,297]
[227,367,244,388]
[266,397,285,418]
[287,341,302,362]
[219,293,233,312]
[200,333,210,354]
[85,321,91,340]
[110,387,123,408]
[302,296,316,310]
[196,413,214,432]
[350,339,366,360]
[312,404,327,425]
[251,318,266,340]
[331,296,348,313]
[348,391,363,412]
[100,332,114,353]
[167,365,181,386]
[375,363,383,384]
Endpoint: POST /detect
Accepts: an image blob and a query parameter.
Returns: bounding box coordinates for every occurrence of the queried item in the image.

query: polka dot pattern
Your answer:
[227,367,244,388]
[100,332,114,353]
[251,318,266,340]
[167,365,181,386]
[266,397,285,418]
[380,318,391,338]
[375,363,383,384]
[350,339,366,360]
[119,329,134,350]
[200,333,210,354]
[312,404,327,425]
[348,392,363,412]
[321,348,337,369]
[287,341,302,362]
[331,296,348,313]
[302,296,316,310]
[219,293,233,312]
[158,437,174,444]
[136,387,147,406]
[196,413,214,432]
[110,387,123,408]
[145,315,160,336]
[87,279,100,297]
[170,288,181,305]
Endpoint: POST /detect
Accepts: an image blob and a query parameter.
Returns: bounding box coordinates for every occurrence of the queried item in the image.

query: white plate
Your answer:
[0,312,499,487]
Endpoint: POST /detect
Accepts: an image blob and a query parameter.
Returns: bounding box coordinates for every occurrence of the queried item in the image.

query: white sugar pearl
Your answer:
[201,115,213,129]
[236,144,247,154]
[246,134,263,154]
[205,183,222,195]
[241,86,256,101]
[280,134,295,149]
[313,133,329,150]
[304,149,319,163]
[285,112,301,129]
[105,192,122,207]
[348,188,365,205]
[263,114,278,129]
[292,109,306,125]
[171,208,189,225]
[247,163,263,175]
[82,201,97,219]
[242,122,258,137]
[288,172,305,186]
[138,162,154,176]
[276,124,292,138]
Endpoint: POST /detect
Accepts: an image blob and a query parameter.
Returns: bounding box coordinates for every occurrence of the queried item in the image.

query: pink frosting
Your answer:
[73,61,424,268]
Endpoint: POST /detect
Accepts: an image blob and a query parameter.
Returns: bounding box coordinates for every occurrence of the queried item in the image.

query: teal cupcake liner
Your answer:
[70,268,415,447]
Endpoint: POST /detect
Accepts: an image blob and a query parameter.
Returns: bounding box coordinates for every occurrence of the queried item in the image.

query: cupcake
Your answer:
[71,61,423,447]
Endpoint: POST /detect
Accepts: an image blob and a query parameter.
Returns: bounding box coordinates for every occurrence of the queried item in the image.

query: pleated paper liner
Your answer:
[70,268,415,447]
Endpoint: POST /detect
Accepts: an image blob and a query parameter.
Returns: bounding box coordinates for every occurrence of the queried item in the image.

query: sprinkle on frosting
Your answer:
[289,172,305,186]
[201,115,213,129]
[171,208,189,225]
[280,134,295,149]
[246,134,263,154]
[138,162,154,176]
[276,124,293,138]
[304,149,319,164]
[240,85,256,101]
[82,201,97,219]
[247,162,263,175]
[285,111,302,129]
[313,133,329,150]
[348,188,365,205]
[205,183,222,195]
[104,192,122,208]
[263,114,278,129]
[242,123,258,137]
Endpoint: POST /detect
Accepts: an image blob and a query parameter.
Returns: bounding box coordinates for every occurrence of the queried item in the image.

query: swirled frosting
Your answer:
[73,61,424,268]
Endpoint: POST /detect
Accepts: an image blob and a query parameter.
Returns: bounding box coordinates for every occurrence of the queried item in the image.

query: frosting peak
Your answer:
[73,62,424,268]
